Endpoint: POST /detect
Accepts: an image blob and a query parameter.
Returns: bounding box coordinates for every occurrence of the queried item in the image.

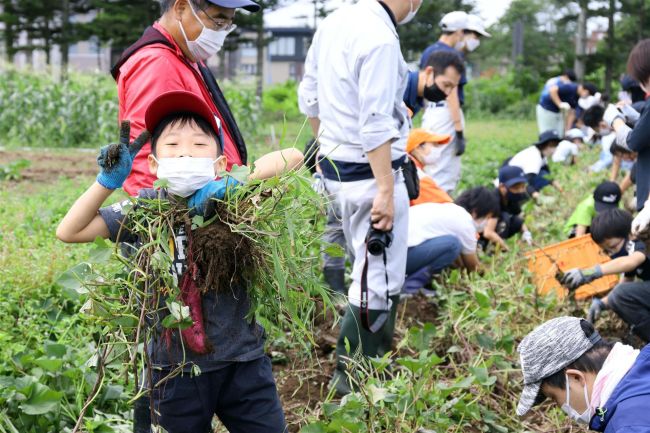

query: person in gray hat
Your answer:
[516,316,650,431]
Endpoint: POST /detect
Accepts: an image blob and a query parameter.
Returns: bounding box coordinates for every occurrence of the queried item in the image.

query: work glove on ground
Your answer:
[188,177,241,216]
[560,265,603,290]
[96,121,150,190]
[521,230,533,246]
[587,298,607,324]
[603,104,624,127]
[454,130,466,156]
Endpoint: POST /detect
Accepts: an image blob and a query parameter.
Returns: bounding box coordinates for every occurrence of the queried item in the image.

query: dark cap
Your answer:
[208,0,260,12]
[594,181,622,212]
[534,130,561,148]
[145,90,222,149]
[499,165,528,188]
[516,317,601,416]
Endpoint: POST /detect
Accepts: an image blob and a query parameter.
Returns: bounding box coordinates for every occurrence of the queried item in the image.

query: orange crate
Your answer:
[525,234,619,301]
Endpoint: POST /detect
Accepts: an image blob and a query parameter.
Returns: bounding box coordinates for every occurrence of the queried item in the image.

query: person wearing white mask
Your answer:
[298,0,421,397]
[111,0,259,198]
[56,90,303,433]
[516,316,650,432]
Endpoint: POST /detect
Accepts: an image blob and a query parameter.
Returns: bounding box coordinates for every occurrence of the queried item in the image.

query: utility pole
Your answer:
[574,0,587,81]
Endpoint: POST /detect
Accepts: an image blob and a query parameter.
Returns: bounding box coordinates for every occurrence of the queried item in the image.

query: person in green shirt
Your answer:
[565,181,622,237]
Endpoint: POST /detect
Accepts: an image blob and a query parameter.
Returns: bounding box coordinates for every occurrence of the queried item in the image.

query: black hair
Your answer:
[627,39,650,86]
[535,140,560,151]
[582,82,598,96]
[455,186,500,219]
[540,320,614,392]
[303,138,319,175]
[563,69,577,82]
[590,208,633,244]
[150,112,221,156]
[425,50,466,76]
[160,0,208,13]
[582,105,605,129]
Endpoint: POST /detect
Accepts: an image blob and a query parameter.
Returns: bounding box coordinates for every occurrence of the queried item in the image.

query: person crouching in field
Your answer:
[564,181,622,238]
[561,209,650,343]
[516,316,650,431]
[56,90,302,433]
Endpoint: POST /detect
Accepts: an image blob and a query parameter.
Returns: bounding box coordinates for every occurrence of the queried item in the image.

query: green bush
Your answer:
[262,80,300,121]
[0,68,118,149]
[465,72,539,119]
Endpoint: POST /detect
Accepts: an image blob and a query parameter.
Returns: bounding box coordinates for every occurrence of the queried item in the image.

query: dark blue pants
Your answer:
[152,356,286,433]
[402,235,461,292]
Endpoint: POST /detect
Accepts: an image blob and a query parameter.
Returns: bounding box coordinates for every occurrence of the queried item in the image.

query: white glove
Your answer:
[632,203,650,238]
[620,104,641,124]
[603,104,624,126]
[559,102,571,112]
[311,173,325,195]
[522,230,533,246]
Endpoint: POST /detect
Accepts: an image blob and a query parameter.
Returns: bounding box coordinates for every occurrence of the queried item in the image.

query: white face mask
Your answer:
[154,156,220,198]
[398,0,421,25]
[474,217,488,232]
[561,374,593,425]
[465,37,480,52]
[422,146,443,165]
[178,3,236,62]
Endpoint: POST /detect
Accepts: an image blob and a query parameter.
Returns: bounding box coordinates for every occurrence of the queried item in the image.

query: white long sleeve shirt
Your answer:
[298,0,409,164]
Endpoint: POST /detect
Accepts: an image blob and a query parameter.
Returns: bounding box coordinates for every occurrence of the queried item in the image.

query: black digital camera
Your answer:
[366,223,393,256]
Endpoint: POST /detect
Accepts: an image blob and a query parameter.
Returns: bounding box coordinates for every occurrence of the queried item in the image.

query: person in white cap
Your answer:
[552,128,586,164]
[516,316,650,431]
[298,0,422,397]
[418,12,490,194]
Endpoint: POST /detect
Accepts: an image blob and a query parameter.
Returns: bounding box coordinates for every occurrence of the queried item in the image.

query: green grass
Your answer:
[0,117,626,432]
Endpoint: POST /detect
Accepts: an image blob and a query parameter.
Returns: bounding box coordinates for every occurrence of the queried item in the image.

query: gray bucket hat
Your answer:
[516,317,601,416]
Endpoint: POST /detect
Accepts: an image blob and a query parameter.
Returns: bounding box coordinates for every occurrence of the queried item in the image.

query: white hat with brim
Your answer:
[466,14,491,37]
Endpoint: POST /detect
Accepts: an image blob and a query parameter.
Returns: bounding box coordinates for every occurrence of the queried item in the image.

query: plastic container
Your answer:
[525,234,619,301]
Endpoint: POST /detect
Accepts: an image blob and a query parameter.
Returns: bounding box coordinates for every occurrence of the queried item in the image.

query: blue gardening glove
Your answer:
[587,298,607,324]
[560,265,603,290]
[96,121,150,190]
[188,177,241,216]
[454,130,466,156]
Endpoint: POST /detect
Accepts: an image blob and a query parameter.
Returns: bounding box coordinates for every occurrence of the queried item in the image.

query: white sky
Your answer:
[265,0,513,28]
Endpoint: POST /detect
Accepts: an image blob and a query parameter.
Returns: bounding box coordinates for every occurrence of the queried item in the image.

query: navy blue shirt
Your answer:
[538,82,579,113]
[419,41,467,105]
[403,70,424,116]
[99,189,265,372]
[625,97,650,210]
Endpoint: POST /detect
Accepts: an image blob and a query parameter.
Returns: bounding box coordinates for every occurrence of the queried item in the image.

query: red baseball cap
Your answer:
[145,90,221,142]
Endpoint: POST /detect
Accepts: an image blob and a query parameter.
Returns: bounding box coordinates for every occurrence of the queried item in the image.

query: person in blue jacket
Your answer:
[516,316,650,432]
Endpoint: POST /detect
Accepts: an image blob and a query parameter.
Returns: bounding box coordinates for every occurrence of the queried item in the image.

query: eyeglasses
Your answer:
[198,7,235,31]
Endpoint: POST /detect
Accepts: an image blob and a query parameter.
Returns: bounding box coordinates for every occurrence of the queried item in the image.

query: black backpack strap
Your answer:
[111,26,173,80]
[197,63,248,165]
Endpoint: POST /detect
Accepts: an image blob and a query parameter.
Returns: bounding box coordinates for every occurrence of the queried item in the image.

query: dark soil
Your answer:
[0,148,97,184]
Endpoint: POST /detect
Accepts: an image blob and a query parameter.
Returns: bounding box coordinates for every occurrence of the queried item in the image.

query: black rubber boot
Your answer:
[133,393,151,433]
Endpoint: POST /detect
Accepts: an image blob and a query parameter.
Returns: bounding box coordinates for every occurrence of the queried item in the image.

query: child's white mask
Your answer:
[154,156,221,197]
[422,146,444,166]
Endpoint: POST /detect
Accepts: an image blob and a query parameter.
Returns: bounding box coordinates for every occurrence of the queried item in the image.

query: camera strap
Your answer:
[360,245,390,333]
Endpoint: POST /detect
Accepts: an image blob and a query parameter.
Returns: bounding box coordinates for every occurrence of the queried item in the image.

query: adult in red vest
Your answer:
[113,0,259,196]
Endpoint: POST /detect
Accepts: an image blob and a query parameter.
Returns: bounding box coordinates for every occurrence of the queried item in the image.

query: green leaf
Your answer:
[44,343,67,358]
[474,290,491,309]
[33,358,63,372]
[20,383,63,415]
[55,262,92,298]
[323,242,345,258]
[89,236,112,263]
[300,423,327,433]
[226,164,251,184]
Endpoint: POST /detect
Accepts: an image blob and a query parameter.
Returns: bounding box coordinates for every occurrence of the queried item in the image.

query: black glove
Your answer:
[587,298,607,323]
[560,265,603,290]
[454,130,466,156]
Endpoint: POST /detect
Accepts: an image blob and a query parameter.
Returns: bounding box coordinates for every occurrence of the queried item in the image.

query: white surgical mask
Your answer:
[154,156,220,198]
[561,374,593,425]
[398,0,421,25]
[465,37,480,52]
[178,3,236,62]
[422,146,443,165]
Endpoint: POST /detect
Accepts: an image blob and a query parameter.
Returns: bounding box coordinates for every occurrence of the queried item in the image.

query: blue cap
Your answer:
[208,0,260,12]
[499,165,528,188]
[535,130,561,147]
